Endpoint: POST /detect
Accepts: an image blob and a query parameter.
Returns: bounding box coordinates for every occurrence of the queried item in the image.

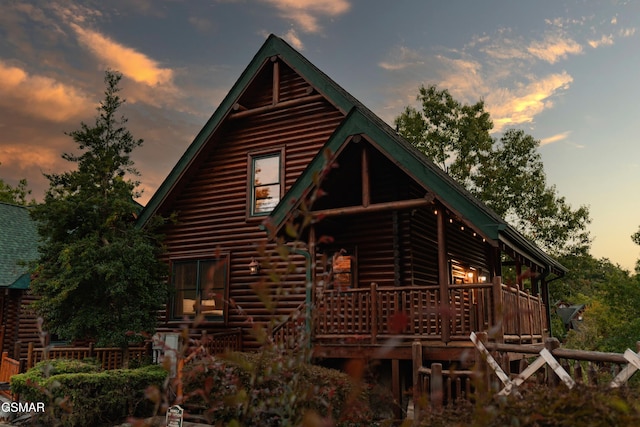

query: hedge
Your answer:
[180,351,374,426]
[11,359,167,427]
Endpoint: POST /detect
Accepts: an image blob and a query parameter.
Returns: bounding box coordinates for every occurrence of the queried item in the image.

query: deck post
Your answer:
[430,363,443,412]
[474,332,490,393]
[545,337,561,386]
[411,341,423,425]
[437,210,450,343]
[411,341,424,426]
[26,342,33,370]
[515,284,521,342]
[13,341,20,361]
[391,359,402,420]
[371,282,378,344]
[492,277,504,342]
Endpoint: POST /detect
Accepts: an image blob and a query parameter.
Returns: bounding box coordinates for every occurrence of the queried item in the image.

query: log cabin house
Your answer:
[138,34,566,410]
[0,202,41,361]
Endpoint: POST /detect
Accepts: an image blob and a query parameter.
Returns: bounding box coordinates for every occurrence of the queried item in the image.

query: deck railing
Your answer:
[26,342,151,370]
[313,277,547,345]
[501,283,547,343]
[200,328,243,355]
[0,351,21,398]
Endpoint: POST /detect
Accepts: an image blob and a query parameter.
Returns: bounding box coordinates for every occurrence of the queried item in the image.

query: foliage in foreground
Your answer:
[11,358,167,427]
[421,383,640,427]
[179,350,375,426]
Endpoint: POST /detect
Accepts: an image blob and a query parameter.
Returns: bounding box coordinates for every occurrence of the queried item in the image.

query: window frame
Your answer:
[247,147,285,218]
[169,254,230,323]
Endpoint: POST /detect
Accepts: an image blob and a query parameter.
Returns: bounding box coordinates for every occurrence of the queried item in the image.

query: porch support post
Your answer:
[492,276,504,343]
[437,210,450,343]
[361,144,370,208]
[391,359,402,420]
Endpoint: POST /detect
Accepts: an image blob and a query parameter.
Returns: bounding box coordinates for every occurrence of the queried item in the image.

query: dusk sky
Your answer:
[1,1,639,271]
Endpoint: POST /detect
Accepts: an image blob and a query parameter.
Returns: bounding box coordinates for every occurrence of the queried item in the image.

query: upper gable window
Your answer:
[249,150,283,216]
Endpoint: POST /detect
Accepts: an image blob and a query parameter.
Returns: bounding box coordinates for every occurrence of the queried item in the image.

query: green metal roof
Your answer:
[138,34,566,275]
[0,202,39,288]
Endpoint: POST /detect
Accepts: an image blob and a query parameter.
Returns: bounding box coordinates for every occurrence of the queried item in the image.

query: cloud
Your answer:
[261,0,350,33]
[527,35,583,63]
[588,34,614,48]
[0,61,94,122]
[619,27,636,38]
[378,46,425,71]
[0,143,60,171]
[284,28,304,50]
[487,72,573,132]
[70,23,175,87]
[540,131,571,146]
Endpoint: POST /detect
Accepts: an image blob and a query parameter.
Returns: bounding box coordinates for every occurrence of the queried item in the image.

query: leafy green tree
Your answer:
[555,253,640,352]
[632,227,640,274]
[395,85,493,189]
[0,164,33,205]
[395,85,591,255]
[30,71,168,355]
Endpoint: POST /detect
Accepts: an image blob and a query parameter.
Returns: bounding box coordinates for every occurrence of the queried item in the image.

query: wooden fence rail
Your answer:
[412,333,640,425]
[26,342,151,370]
[0,352,21,399]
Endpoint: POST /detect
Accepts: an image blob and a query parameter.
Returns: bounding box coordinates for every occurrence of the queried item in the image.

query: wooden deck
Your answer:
[277,277,548,361]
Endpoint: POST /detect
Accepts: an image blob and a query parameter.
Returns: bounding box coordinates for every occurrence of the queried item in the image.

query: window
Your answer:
[171,257,229,320]
[249,151,282,216]
[323,247,358,289]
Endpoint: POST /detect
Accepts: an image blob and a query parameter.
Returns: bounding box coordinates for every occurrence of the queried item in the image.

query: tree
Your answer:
[395,85,591,256]
[0,163,33,205]
[30,71,168,354]
[551,253,640,351]
[632,227,640,274]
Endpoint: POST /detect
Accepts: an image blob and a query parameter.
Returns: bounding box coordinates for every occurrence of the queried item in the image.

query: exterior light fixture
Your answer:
[249,258,260,275]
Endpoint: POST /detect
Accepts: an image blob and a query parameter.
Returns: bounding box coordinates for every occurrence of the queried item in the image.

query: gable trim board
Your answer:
[138,34,565,277]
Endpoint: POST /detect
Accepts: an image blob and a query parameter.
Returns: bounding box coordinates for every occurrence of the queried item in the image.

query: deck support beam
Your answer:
[437,209,451,343]
[312,197,431,219]
[391,359,402,420]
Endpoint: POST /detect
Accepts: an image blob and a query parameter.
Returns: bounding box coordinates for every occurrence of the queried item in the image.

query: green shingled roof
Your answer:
[0,202,39,288]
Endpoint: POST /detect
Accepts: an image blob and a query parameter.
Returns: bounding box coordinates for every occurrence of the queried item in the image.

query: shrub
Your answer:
[11,360,168,426]
[419,383,640,427]
[180,350,373,426]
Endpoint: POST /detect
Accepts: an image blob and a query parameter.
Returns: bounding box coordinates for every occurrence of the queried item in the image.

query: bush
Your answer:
[419,383,640,427]
[11,359,168,426]
[180,350,373,426]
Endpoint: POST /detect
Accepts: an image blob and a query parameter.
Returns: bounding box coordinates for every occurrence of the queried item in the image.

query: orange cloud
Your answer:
[284,29,304,50]
[488,72,573,131]
[540,131,571,146]
[0,143,60,170]
[527,35,583,63]
[0,61,93,122]
[261,0,350,33]
[588,34,614,48]
[70,23,174,87]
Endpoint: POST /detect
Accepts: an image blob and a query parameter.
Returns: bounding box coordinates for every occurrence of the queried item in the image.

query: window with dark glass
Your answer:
[250,152,281,215]
[172,257,228,320]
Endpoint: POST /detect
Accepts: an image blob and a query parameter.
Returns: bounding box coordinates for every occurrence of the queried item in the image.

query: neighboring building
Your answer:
[556,301,586,331]
[138,34,566,409]
[0,202,40,359]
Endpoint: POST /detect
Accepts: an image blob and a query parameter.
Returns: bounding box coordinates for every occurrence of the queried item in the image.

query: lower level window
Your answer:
[172,256,229,320]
